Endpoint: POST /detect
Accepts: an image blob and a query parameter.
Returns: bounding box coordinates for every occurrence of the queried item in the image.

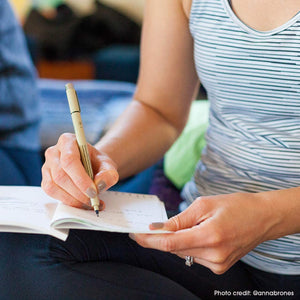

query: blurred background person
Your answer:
[0,0,41,186]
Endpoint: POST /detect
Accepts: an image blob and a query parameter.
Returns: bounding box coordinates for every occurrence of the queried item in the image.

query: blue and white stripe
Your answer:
[181,0,300,275]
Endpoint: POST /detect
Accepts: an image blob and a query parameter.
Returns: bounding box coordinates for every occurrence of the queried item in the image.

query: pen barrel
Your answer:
[66,83,99,212]
[70,112,88,146]
[78,136,99,211]
[78,144,94,179]
[70,112,93,179]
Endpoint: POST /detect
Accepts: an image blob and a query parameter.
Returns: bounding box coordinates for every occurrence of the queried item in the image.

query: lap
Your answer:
[5,230,299,300]
[0,231,199,300]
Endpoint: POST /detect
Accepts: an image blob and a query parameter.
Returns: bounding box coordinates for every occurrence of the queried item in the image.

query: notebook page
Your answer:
[0,186,68,240]
[52,191,169,233]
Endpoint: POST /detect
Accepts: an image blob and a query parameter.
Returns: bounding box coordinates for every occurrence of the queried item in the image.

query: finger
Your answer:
[175,253,229,274]
[45,146,91,206]
[133,226,206,252]
[135,218,223,252]
[42,165,90,209]
[94,160,119,195]
[175,250,237,275]
[57,133,97,197]
[173,246,231,266]
[174,252,213,269]
[150,197,207,231]
[44,165,104,210]
[51,153,91,206]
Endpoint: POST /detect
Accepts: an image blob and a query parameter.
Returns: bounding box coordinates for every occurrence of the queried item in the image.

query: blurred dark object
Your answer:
[23,2,141,61]
[198,85,207,99]
[72,1,141,58]
[23,4,79,60]
[93,45,140,82]
[149,160,182,218]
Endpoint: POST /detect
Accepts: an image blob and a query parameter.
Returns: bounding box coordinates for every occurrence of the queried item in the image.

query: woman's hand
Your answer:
[132,192,278,274]
[41,133,119,209]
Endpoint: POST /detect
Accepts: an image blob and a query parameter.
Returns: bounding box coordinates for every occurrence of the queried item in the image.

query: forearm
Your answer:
[260,186,300,240]
[94,99,181,179]
[94,0,199,180]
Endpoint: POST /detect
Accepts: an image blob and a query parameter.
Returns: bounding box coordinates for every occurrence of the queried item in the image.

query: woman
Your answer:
[2,0,300,299]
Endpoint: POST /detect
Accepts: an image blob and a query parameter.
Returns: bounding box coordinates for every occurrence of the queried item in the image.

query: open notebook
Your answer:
[0,186,169,241]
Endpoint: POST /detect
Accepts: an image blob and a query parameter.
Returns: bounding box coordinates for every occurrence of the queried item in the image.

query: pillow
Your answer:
[164,100,209,189]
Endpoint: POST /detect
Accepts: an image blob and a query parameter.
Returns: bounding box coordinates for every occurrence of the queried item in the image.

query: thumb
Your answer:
[94,160,119,195]
[150,204,199,231]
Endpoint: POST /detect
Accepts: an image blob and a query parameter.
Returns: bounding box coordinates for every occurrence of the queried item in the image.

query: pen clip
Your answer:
[73,91,81,113]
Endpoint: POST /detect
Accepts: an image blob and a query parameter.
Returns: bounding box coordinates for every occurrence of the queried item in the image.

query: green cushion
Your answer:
[164,100,209,189]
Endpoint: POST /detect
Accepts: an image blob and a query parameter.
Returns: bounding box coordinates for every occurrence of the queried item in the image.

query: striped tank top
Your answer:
[181,0,300,275]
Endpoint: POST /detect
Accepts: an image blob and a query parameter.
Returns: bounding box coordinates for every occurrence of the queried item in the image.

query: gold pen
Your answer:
[65,83,100,216]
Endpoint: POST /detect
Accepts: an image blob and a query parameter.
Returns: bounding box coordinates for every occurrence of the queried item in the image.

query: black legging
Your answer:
[1,230,299,300]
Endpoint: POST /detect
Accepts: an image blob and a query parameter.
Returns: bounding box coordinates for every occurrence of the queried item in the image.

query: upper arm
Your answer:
[134,0,199,132]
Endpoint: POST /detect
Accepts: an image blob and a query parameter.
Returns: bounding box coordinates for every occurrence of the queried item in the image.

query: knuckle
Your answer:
[211,232,223,246]
[195,196,209,209]
[41,164,48,176]
[209,226,223,246]
[61,152,76,170]
[58,132,75,144]
[169,215,181,230]
[191,196,210,215]
[52,169,66,184]
[211,251,227,264]
[159,238,175,252]
[211,264,228,275]
[194,196,203,206]
[44,146,56,159]
[134,237,147,248]
[41,179,56,196]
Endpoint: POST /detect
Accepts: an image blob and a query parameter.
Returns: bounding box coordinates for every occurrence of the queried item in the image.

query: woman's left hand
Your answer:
[132,192,278,274]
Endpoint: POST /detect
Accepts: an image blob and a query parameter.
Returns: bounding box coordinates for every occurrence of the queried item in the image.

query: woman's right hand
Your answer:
[41,133,119,209]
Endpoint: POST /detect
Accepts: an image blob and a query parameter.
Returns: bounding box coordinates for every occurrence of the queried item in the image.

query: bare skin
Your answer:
[229,0,300,31]
[42,0,300,274]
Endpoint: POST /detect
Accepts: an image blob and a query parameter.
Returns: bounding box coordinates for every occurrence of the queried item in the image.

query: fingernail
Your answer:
[128,233,136,241]
[97,180,107,195]
[150,222,165,229]
[86,187,97,198]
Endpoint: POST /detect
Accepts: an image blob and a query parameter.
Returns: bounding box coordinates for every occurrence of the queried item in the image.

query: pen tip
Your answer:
[95,210,99,217]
